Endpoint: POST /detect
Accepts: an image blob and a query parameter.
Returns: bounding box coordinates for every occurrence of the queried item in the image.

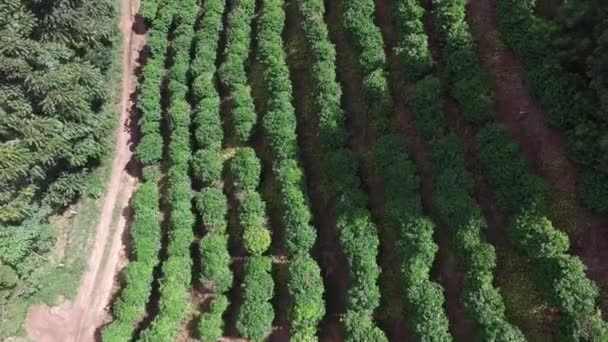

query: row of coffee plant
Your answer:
[256,0,326,340]
[431,0,608,338]
[392,0,525,339]
[300,0,389,339]
[138,0,198,339]
[102,0,172,339]
[343,0,451,338]
[188,0,232,341]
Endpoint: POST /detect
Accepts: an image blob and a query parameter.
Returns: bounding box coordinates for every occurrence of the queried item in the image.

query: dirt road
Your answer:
[25,0,145,341]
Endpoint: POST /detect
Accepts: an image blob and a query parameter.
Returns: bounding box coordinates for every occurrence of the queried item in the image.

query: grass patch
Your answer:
[498,249,556,341]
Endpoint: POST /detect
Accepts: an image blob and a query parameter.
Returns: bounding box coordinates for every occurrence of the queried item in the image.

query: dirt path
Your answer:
[465,0,608,313]
[25,0,145,341]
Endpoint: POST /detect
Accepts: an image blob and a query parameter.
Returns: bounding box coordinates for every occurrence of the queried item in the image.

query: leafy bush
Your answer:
[198,295,228,342]
[243,227,271,256]
[197,187,228,234]
[192,148,223,185]
[231,147,261,192]
[199,233,232,293]
[236,256,275,341]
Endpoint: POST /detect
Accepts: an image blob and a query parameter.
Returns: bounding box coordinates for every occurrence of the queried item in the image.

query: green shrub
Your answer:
[236,256,274,341]
[199,233,232,293]
[198,295,229,342]
[197,187,228,233]
[231,147,261,191]
[192,148,223,185]
[243,227,271,256]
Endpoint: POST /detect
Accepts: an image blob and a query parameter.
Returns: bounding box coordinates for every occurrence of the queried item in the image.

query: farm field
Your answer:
[3,0,608,341]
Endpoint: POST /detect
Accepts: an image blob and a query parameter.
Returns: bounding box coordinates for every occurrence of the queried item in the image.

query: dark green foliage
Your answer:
[192,148,223,186]
[477,124,608,339]
[392,0,433,81]
[230,147,261,192]
[343,0,391,134]
[343,0,452,337]
[408,76,446,139]
[579,171,608,213]
[219,0,257,143]
[323,148,387,341]
[0,0,117,223]
[431,0,493,124]
[428,135,524,341]
[298,0,346,150]
[495,0,608,213]
[198,295,228,342]
[236,256,275,341]
[373,135,452,341]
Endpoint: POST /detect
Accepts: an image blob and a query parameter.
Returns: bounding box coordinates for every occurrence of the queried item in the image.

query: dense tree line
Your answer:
[137,0,197,340]
[430,0,608,338]
[0,0,117,333]
[186,0,232,340]
[342,0,451,338]
[2,0,117,323]
[0,0,117,224]
[257,0,325,340]
[495,0,608,213]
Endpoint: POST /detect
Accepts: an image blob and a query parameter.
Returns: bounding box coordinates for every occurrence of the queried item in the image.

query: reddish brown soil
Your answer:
[25,0,144,340]
[465,0,608,313]
[374,0,474,339]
